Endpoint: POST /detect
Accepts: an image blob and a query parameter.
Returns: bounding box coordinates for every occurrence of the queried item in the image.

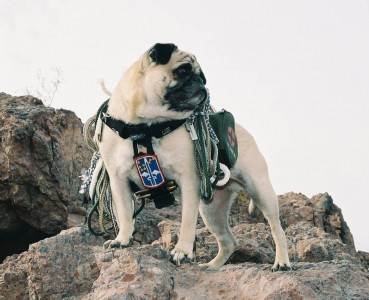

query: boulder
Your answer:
[0,227,103,299]
[279,192,356,255]
[0,93,90,261]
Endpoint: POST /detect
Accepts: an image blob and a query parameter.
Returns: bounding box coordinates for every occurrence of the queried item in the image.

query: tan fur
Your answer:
[109,60,144,122]
[97,45,291,271]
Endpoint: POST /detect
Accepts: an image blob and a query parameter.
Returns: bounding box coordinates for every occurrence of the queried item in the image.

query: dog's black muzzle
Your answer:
[164,73,207,112]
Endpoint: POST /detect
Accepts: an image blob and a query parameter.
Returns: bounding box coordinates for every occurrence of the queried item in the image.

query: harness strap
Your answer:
[99,101,186,140]
[98,100,179,210]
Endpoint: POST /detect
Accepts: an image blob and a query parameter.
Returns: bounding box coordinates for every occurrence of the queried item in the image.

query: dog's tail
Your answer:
[97,78,112,96]
[248,199,257,217]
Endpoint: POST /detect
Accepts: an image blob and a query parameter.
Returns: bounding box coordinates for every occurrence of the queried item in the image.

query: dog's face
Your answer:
[111,43,207,122]
[143,43,207,113]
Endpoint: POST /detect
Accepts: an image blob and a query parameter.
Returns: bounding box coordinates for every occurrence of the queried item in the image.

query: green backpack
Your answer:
[209,110,238,168]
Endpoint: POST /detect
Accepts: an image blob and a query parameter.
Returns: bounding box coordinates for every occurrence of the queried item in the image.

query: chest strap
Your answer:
[99,101,186,141]
[99,100,183,209]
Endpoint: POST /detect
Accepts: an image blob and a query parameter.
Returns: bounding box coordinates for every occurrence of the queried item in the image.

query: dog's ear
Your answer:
[149,43,178,65]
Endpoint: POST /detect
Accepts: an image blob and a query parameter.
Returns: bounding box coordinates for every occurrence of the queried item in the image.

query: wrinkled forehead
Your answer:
[170,50,199,67]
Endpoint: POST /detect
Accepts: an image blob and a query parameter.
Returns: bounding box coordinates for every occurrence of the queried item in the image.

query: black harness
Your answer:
[99,100,185,210]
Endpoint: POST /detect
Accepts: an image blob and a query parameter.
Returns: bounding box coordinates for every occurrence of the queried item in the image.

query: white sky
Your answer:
[1,0,368,252]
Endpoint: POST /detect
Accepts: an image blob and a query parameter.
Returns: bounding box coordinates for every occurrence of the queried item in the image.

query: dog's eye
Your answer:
[173,63,192,79]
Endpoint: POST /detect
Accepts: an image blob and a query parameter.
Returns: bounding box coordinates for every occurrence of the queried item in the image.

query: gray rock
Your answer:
[0,227,104,299]
[1,226,368,300]
[279,192,356,255]
[0,93,91,261]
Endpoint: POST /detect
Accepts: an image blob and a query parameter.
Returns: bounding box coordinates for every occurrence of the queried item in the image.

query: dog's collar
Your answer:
[99,100,186,141]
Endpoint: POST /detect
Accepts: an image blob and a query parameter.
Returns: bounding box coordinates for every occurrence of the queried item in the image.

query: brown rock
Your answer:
[132,200,182,245]
[279,192,314,228]
[311,193,356,254]
[279,192,356,256]
[286,222,358,263]
[0,227,104,299]
[229,190,267,226]
[1,226,368,300]
[89,246,174,299]
[235,260,369,299]
[0,93,91,261]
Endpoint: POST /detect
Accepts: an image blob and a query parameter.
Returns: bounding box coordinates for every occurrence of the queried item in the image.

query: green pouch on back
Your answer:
[209,110,238,168]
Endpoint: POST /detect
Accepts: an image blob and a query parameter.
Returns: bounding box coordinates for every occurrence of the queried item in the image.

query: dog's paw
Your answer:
[198,261,222,271]
[198,262,219,272]
[271,262,292,272]
[170,250,193,266]
[170,242,194,266]
[103,239,131,250]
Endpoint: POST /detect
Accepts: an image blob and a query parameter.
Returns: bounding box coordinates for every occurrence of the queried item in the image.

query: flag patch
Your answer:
[134,154,166,188]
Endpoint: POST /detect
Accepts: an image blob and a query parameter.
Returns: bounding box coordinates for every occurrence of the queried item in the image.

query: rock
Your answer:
[89,246,174,300]
[0,227,104,299]
[235,260,369,299]
[357,251,369,271]
[229,190,267,226]
[279,192,314,227]
[310,193,356,254]
[132,200,182,245]
[286,222,358,264]
[279,192,356,255]
[1,226,368,300]
[188,223,276,266]
[0,93,91,262]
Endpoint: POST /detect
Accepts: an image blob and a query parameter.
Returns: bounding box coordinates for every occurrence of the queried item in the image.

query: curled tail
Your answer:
[97,78,112,96]
[248,199,257,217]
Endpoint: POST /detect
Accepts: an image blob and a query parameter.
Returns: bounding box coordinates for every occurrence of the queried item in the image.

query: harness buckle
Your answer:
[186,122,198,140]
[133,188,151,201]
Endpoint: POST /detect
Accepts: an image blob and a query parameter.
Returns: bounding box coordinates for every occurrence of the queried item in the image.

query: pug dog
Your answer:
[96,43,291,271]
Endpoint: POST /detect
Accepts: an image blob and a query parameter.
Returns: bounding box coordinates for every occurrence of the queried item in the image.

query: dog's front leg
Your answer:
[171,178,200,265]
[103,177,134,250]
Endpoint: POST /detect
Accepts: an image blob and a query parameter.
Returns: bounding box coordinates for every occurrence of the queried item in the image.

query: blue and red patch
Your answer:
[134,154,166,189]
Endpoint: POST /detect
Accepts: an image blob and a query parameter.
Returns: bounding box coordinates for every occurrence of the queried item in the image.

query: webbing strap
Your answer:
[99,100,186,140]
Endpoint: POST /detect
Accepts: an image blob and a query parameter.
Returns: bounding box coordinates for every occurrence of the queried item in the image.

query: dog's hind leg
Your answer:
[235,127,291,271]
[245,174,291,271]
[199,183,240,270]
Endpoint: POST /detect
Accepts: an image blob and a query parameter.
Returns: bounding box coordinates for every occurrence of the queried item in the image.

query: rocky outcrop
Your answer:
[1,216,368,299]
[0,93,368,299]
[279,192,356,256]
[0,93,90,261]
[0,227,102,300]
[1,192,369,299]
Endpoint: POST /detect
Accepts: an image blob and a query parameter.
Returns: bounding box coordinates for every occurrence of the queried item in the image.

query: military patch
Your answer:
[134,154,166,188]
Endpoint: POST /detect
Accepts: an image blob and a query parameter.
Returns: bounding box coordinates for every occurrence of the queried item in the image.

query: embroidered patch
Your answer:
[134,154,166,188]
